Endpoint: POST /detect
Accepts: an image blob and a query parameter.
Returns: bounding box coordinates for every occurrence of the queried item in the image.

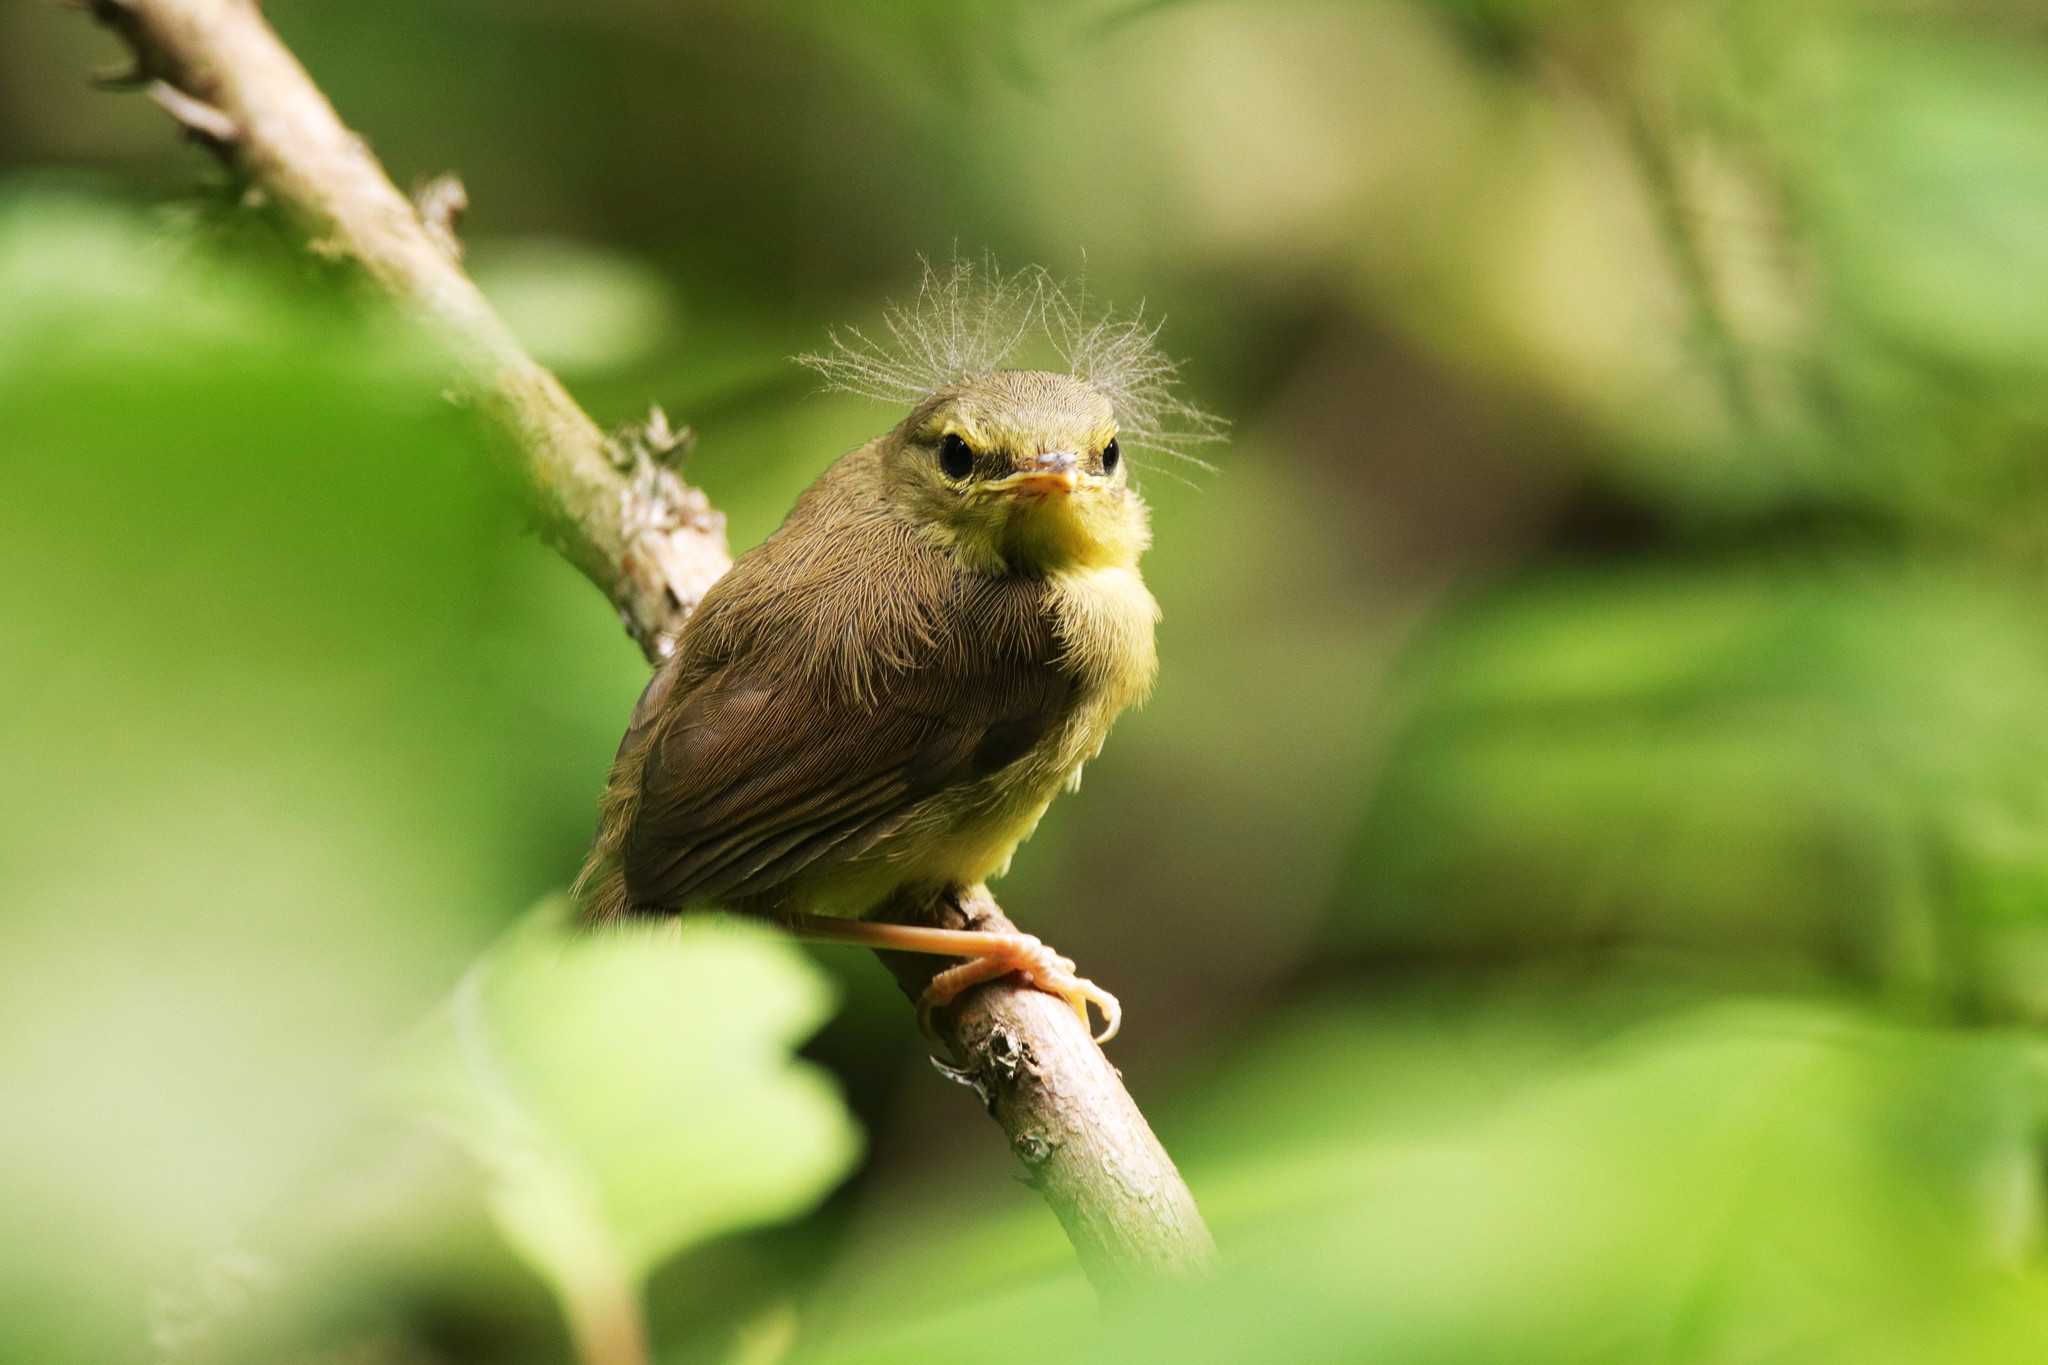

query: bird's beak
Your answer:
[1006,451,1080,497]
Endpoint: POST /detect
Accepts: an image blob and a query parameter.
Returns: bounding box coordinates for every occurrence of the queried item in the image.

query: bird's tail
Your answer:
[570,843,633,927]
[571,735,653,927]
[574,652,686,926]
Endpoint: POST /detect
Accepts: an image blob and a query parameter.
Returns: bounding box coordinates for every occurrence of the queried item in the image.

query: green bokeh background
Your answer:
[4,1,2046,1361]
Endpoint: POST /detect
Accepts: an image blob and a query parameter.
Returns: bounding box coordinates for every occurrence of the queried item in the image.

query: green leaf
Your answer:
[0,187,555,1365]
[802,986,2048,1365]
[1090,994,2048,1365]
[401,900,861,1322]
[1806,28,2048,374]
[1342,565,2048,1021]
[470,238,675,374]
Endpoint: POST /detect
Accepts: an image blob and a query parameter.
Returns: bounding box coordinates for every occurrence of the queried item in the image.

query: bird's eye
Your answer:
[938,433,975,479]
[1102,438,1121,474]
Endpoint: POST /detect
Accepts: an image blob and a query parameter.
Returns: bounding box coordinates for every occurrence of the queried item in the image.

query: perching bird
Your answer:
[574,262,1218,1043]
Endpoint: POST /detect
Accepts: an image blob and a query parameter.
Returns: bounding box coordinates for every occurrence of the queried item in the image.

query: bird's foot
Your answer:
[780,913,1121,1046]
[916,933,1121,1045]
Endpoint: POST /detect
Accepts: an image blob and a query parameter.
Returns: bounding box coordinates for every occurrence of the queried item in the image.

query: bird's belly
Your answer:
[786,698,1117,918]
[784,563,1157,920]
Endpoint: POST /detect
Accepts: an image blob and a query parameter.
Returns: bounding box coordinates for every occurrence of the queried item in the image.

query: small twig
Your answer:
[82,0,1214,1307]
[88,57,149,89]
[561,1270,651,1365]
[146,78,237,146]
[1619,92,1760,435]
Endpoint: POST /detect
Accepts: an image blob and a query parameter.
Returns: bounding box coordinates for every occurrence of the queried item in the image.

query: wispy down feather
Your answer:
[796,257,1226,477]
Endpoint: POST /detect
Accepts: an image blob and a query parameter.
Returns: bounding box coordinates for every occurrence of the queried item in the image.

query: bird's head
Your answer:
[881,370,1149,576]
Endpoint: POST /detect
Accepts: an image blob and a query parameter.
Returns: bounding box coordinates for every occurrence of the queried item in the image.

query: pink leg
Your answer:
[783,913,1122,1044]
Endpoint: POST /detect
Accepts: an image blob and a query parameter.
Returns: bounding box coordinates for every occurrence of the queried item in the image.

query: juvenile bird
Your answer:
[575,265,1215,1043]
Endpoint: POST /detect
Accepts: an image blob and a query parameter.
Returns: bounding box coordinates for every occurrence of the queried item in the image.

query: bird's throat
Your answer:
[994,494,1147,576]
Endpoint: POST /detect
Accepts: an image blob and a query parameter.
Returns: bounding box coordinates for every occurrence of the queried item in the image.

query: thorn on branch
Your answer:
[609,405,697,473]
[89,59,149,90]
[642,405,695,468]
[413,172,469,263]
[930,1053,996,1111]
[146,80,240,151]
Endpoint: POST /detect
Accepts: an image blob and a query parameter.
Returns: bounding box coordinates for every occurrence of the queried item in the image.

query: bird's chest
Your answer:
[1045,564,1161,722]
[961,565,1159,819]
[849,566,1156,888]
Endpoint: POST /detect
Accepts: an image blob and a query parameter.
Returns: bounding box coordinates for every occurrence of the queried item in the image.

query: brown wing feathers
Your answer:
[574,440,1081,924]
[619,620,1070,911]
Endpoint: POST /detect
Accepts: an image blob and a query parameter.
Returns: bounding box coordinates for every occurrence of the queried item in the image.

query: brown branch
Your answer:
[880,886,1218,1294]
[87,0,728,661]
[84,0,1215,1305]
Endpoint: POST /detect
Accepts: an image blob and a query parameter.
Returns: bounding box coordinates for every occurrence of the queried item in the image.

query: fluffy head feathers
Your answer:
[796,257,1225,478]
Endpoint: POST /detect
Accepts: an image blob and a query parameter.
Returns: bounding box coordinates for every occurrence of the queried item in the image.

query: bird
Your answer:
[574,262,1216,1044]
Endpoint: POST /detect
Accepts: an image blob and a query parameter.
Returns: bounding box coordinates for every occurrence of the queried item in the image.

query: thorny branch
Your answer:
[85,0,728,660]
[83,0,1215,1314]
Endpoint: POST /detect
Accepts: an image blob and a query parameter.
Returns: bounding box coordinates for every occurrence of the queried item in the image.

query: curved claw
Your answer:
[915,933,1122,1046]
[915,992,946,1044]
[1022,965,1120,1044]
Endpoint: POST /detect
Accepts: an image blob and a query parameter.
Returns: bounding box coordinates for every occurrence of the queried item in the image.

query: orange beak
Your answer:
[1007,451,1080,496]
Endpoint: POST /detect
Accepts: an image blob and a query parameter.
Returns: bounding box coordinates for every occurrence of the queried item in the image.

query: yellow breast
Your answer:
[925,563,1160,880]
[1047,564,1161,713]
[800,563,1161,914]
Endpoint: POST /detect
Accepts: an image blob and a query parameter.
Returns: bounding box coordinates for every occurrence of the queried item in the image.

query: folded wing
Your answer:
[621,599,1072,911]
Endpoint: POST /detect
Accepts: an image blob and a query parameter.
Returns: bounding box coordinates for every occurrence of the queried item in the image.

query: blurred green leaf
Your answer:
[1343,564,2048,1021]
[399,901,861,1338]
[1093,993,2048,1365]
[804,985,2048,1364]
[1806,28,2048,375]
[0,187,545,1365]
[15,1,2048,1358]
[470,237,675,375]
